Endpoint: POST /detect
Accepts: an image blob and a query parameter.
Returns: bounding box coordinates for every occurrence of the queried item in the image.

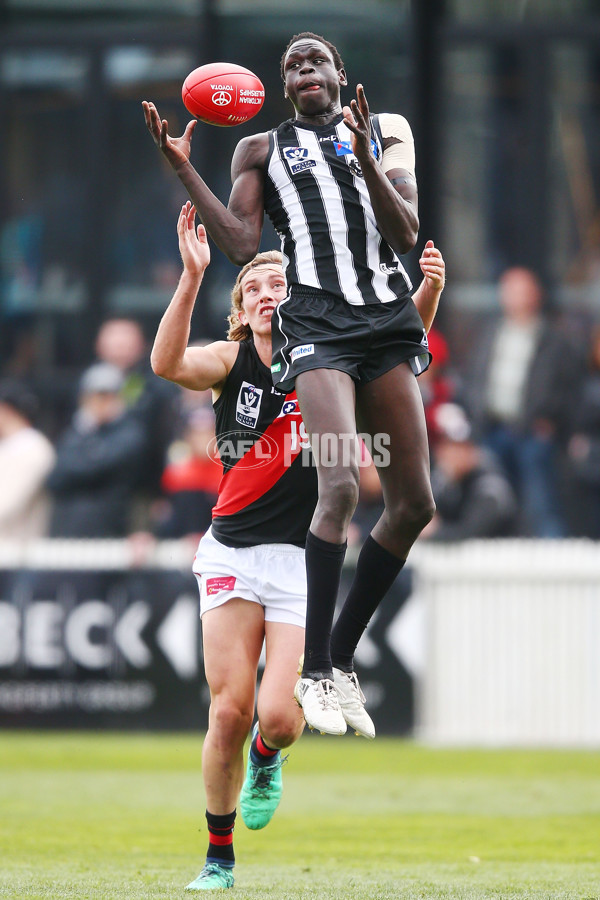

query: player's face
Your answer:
[283,39,346,117]
[238,265,287,338]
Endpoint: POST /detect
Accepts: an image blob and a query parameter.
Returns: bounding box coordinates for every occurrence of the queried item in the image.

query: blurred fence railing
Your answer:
[410,540,600,747]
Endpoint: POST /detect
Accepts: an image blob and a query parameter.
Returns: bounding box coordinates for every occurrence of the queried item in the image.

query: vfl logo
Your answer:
[236,381,263,427]
[284,147,309,161]
[212,90,232,106]
[283,146,316,174]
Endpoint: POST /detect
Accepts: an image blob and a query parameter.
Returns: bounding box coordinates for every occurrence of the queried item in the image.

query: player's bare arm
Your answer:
[151,201,239,394]
[142,101,267,265]
[412,240,446,333]
[343,85,419,255]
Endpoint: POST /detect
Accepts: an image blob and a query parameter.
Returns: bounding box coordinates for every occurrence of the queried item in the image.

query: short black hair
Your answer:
[280,32,345,82]
[0,380,39,423]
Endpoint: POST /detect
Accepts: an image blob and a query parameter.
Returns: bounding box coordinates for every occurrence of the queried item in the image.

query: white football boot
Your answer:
[294,676,347,735]
[332,667,376,739]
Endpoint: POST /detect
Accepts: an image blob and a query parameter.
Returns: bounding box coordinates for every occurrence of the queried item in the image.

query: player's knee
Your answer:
[258,710,303,749]
[210,696,253,744]
[318,467,360,521]
[389,491,436,537]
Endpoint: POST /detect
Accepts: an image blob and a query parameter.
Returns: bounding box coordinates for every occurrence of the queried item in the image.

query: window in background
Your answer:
[0,49,90,375]
[550,43,600,313]
[103,46,195,314]
[448,0,594,21]
[440,42,539,315]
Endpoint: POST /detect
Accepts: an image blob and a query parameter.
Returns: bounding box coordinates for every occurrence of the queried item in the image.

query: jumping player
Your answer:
[143,30,442,738]
[151,201,444,889]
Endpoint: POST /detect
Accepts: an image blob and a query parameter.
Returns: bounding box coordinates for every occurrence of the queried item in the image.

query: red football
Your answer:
[182,62,265,127]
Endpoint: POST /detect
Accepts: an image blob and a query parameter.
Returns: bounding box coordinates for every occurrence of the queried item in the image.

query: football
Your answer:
[182,62,265,127]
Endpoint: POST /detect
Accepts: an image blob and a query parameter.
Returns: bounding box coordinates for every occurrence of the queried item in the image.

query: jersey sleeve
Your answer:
[379,113,415,178]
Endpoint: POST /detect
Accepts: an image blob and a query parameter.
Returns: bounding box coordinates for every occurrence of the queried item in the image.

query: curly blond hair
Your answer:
[226,250,284,342]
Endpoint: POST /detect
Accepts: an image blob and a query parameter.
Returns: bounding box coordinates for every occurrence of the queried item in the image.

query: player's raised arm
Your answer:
[151,202,238,393]
[412,240,446,333]
[342,86,419,255]
[142,101,266,265]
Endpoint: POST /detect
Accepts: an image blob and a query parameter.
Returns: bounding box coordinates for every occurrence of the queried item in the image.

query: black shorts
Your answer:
[270,285,431,394]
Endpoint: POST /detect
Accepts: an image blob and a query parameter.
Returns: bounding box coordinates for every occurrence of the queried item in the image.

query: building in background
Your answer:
[3,1,600,384]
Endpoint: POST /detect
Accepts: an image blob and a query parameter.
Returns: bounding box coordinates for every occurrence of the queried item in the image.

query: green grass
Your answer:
[1,732,599,899]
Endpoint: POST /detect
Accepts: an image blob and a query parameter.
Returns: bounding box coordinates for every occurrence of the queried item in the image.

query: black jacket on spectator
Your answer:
[464,319,582,438]
[47,413,146,537]
[429,452,518,541]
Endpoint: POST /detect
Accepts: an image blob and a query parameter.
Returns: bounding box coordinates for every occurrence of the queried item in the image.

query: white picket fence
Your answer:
[410,540,600,747]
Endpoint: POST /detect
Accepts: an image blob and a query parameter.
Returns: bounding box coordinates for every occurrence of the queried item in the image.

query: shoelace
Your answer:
[201,863,232,882]
[249,755,288,797]
[345,671,366,704]
[315,679,341,710]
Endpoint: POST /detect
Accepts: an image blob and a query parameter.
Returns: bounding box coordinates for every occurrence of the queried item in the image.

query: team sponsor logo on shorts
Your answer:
[290,343,314,363]
[283,146,317,174]
[206,575,236,596]
[236,382,263,427]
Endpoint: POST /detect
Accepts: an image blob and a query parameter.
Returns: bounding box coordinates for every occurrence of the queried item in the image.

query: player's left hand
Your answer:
[178,200,210,276]
[419,240,445,292]
[342,84,372,161]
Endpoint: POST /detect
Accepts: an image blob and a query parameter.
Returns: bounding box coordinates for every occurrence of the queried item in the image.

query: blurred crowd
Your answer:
[2,265,600,548]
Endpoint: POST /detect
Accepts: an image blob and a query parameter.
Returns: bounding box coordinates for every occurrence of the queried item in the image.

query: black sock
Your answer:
[302,530,347,678]
[331,536,405,671]
[205,809,236,868]
[249,729,279,766]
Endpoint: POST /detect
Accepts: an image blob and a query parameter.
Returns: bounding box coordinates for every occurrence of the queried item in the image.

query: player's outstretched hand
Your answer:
[142,100,197,170]
[419,240,445,293]
[342,84,372,161]
[177,201,210,276]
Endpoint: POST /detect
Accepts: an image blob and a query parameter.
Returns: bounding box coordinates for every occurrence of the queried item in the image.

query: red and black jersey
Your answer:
[211,339,317,548]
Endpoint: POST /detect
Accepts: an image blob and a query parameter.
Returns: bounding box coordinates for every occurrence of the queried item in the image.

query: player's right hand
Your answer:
[142,100,197,169]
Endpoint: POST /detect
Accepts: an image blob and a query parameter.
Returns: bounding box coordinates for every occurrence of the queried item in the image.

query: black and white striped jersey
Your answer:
[263,112,413,307]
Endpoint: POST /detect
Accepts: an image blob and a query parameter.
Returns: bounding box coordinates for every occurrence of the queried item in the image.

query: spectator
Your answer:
[154,405,221,539]
[462,267,583,537]
[421,403,518,541]
[566,324,600,538]
[94,317,180,513]
[0,380,55,541]
[47,363,146,537]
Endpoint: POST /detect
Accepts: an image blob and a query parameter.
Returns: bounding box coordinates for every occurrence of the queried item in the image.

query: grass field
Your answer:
[1,731,599,899]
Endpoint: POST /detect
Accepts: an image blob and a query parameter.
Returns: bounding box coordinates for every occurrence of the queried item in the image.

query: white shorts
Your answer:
[193,527,307,628]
